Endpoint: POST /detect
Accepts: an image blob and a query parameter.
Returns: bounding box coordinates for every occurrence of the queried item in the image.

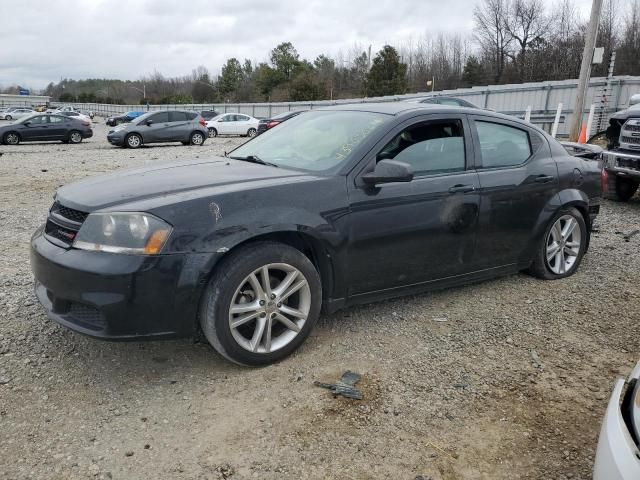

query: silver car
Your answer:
[0,107,34,121]
[106,110,208,148]
[593,360,640,479]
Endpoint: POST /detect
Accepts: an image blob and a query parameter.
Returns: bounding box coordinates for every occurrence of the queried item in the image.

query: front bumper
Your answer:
[30,227,219,340]
[107,134,124,145]
[603,150,640,178]
[593,363,640,480]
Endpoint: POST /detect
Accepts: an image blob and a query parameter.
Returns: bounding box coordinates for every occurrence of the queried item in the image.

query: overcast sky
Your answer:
[0,0,595,90]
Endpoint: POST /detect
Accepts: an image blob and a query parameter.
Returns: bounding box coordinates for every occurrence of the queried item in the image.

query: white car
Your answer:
[0,107,34,121]
[206,113,259,138]
[59,111,92,123]
[593,360,640,479]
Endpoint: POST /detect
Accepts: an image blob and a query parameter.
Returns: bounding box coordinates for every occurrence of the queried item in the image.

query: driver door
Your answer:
[346,114,481,296]
[20,115,49,140]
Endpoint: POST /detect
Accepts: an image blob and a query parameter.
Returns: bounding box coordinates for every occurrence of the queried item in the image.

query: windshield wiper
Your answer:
[229,155,279,168]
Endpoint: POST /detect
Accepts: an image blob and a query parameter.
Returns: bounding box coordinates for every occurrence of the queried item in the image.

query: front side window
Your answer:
[476,121,532,168]
[230,110,388,172]
[377,120,466,176]
[27,115,47,125]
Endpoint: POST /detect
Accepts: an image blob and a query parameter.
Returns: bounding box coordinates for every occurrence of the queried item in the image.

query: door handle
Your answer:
[534,174,555,183]
[448,184,475,194]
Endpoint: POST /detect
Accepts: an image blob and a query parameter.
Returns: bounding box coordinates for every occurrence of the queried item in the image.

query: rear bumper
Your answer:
[30,226,219,340]
[83,130,93,139]
[603,150,640,179]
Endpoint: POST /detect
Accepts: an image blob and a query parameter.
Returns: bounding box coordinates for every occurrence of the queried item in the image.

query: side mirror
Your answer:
[146,119,153,126]
[362,159,413,186]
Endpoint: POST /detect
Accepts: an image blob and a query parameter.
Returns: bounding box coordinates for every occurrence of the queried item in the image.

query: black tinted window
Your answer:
[378,120,466,176]
[148,112,169,123]
[169,111,188,122]
[476,121,532,168]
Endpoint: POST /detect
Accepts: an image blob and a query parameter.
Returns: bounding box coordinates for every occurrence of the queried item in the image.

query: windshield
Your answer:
[230,110,388,172]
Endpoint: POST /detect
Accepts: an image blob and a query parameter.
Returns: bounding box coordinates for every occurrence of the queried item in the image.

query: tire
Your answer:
[604,174,638,202]
[208,128,217,138]
[3,132,20,145]
[189,131,205,146]
[199,241,322,366]
[68,130,83,144]
[5,115,12,121]
[247,128,257,138]
[527,207,587,280]
[125,133,142,149]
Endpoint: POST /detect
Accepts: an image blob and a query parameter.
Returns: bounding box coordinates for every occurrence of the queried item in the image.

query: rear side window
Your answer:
[169,111,188,122]
[186,112,197,120]
[49,116,65,123]
[476,121,531,168]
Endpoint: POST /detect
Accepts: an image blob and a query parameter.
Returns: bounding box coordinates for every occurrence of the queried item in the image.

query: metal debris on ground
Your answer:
[314,370,363,400]
[623,229,640,242]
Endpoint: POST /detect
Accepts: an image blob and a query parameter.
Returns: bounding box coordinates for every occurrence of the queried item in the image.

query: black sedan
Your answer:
[1,114,93,145]
[30,104,602,366]
[256,110,303,135]
[105,111,145,127]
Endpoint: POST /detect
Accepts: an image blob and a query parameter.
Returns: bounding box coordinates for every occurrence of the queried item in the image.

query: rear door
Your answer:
[167,111,190,141]
[469,115,558,269]
[48,115,70,139]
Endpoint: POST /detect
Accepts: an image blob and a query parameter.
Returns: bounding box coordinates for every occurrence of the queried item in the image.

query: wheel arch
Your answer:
[2,130,21,144]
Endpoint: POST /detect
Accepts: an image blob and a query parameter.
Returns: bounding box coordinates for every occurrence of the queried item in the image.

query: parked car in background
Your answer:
[257,110,304,135]
[106,110,207,148]
[206,113,259,137]
[79,109,95,119]
[0,114,93,145]
[105,111,145,127]
[593,360,640,479]
[31,103,602,366]
[0,107,34,121]
[34,105,48,112]
[200,110,220,121]
[60,111,92,123]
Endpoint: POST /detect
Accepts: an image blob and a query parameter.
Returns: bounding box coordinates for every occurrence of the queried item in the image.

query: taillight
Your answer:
[267,120,280,129]
[199,118,206,127]
[82,121,91,126]
[601,168,609,194]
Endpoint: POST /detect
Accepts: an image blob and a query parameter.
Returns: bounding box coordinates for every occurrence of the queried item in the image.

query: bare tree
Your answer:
[474,0,513,82]
[504,0,551,80]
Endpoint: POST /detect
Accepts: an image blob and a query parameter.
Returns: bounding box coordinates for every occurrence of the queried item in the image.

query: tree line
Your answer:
[5,0,637,105]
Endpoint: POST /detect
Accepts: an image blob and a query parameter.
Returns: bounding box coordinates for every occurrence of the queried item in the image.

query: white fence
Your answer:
[46,76,640,137]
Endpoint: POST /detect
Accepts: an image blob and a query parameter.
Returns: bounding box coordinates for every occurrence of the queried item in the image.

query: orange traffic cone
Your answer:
[578,123,587,144]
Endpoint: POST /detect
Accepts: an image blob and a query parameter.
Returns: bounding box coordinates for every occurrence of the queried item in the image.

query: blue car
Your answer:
[105,111,145,127]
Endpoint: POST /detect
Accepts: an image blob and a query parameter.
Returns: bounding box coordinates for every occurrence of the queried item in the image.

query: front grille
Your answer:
[621,136,640,145]
[623,124,640,132]
[51,202,89,223]
[68,303,106,330]
[616,157,640,171]
[45,220,78,243]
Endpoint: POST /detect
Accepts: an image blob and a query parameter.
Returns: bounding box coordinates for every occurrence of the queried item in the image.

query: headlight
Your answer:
[73,212,172,255]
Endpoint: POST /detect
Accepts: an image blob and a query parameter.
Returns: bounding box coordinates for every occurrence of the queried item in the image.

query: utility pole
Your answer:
[569,0,603,141]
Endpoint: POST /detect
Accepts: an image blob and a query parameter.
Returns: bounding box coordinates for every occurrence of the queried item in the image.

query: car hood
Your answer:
[55,157,309,212]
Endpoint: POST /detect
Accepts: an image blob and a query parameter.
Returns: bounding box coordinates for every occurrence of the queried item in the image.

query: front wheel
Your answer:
[125,133,142,149]
[208,128,217,138]
[199,242,322,366]
[5,115,12,121]
[3,132,20,145]
[190,131,205,146]
[527,207,587,280]
[247,128,257,138]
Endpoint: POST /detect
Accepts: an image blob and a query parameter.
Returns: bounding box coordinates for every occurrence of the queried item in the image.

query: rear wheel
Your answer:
[208,128,217,138]
[3,132,20,145]
[604,174,638,202]
[247,128,257,137]
[190,131,205,146]
[199,242,322,366]
[527,207,587,280]
[68,130,83,144]
[125,133,142,149]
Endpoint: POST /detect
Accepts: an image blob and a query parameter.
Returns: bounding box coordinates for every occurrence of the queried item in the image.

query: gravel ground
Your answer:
[0,120,639,480]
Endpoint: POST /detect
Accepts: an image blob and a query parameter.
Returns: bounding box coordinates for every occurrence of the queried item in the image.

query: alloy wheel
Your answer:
[228,263,311,354]
[247,128,256,137]
[127,134,141,148]
[70,132,82,143]
[191,133,204,145]
[5,133,19,145]
[546,215,581,275]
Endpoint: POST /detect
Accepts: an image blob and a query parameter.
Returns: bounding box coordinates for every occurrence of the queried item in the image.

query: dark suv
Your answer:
[106,110,208,148]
